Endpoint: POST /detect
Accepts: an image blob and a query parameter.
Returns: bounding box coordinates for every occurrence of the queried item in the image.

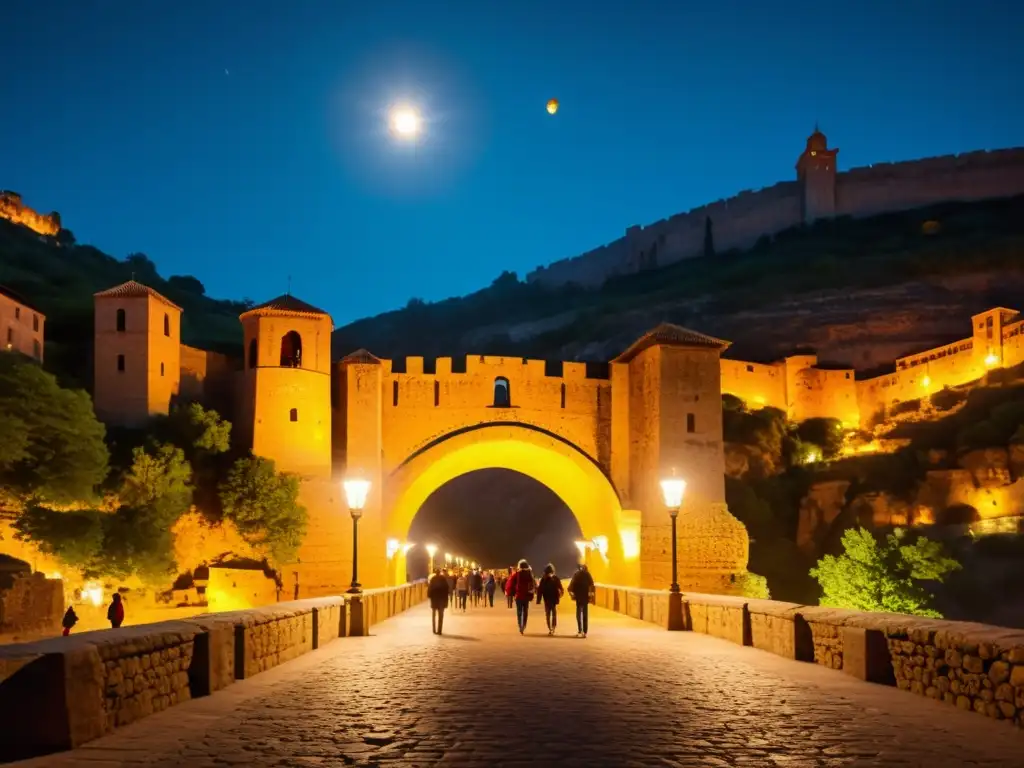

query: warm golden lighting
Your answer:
[402,542,415,556]
[546,98,559,115]
[620,529,640,560]
[574,540,589,561]
[444,552,452,563]
[389,105,422,138]
[82,581,104,607]
[47,571,62,580]
[386,538,400,559]
[591,536,609,558]
[660,476,686,510]
[921,375,931,389]
[343,477,371,513]
[804,447,822,464]
[425,544,438,559]
[985,353,999,368]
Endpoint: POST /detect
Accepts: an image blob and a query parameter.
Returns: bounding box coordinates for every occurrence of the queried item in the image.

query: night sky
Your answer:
[2,1,1021,326]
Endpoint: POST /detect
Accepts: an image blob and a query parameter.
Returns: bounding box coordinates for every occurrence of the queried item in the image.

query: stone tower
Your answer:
[239,295,333,477]
[796,126,838,224]
[612,324,749,592]
[93,280,182,427]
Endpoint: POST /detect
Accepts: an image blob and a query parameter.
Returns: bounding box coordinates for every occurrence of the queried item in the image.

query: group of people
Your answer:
[427,559,595,638]
[60,592,125,636]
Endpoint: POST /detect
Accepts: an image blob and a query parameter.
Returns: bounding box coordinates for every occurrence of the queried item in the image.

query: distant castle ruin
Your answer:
[527,128,1024,289]
[0,191,61,237]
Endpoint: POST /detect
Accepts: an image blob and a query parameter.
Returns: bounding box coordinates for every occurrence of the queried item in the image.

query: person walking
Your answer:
[61,605,78,637]
[484,571,496,607]
[456,570,469,612]
[504,567,515,609]
[536,564,564,635]
[567,563,595,638]
[471,569,483,607]
[505,559,535,635]
[447,569,457,609]
[427,568,450,635]
[107,593,125,629]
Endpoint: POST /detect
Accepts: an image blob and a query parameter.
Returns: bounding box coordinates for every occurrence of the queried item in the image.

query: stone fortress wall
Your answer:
[527,132,1024,289]
[0,191,60,237]
[721,306,1024,428]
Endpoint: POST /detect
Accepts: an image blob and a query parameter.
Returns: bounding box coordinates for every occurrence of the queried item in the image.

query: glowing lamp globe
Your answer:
[660,477,686,513]
[343,477,371,518]
[546,98,559,115]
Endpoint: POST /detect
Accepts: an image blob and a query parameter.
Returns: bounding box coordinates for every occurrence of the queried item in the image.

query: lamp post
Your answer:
[426,544,438,574]
[659,474,686,593]
[343,477,371,594]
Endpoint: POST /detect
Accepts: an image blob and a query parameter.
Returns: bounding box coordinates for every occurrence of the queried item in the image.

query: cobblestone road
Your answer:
[16,603,1022,767]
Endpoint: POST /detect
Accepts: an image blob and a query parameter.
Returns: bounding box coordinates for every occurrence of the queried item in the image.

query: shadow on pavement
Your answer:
[436,634,480,641]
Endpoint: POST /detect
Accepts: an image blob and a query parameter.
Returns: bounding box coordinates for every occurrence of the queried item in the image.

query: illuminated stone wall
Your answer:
[0,289,44,363]
[0,191,60,236]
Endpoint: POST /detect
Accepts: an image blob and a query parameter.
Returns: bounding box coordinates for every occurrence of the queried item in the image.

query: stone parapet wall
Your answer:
[0,581,427,762]
[595,585,1024,729]
[0,573,63,642]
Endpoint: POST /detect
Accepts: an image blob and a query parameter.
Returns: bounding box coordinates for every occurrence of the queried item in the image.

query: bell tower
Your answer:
[796,125,839,224]
[239,295,333,477]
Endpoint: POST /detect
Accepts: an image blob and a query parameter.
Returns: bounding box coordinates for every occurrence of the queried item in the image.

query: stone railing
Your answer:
[0,581,427,762]
[594,585,1024,729]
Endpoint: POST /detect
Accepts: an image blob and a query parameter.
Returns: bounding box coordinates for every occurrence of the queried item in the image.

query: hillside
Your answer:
[0,219,247,387]
[333,194,1024,371]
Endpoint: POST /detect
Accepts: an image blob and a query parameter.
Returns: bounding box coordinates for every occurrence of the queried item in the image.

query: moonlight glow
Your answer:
[389,105,422,138]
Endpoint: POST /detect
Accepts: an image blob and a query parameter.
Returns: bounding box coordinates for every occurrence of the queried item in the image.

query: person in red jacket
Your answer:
[107,593,125,629]
[505,559,535,634]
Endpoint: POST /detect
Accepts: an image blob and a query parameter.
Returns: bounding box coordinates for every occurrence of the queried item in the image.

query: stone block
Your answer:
[684,593,749,646]
[841,626,895,685]
[746,600,812,661]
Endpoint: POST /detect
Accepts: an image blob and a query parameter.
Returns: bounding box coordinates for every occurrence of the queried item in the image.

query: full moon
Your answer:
[389,106,422,138]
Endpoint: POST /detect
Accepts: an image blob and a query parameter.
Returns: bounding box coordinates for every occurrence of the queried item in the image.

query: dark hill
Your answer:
[332,194,1024,372]
[0,220,247,387]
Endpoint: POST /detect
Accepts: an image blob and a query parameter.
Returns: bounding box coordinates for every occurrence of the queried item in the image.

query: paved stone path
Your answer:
[15,602,1022,767]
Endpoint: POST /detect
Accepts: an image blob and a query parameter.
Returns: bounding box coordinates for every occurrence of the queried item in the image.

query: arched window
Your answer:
[493,376,510,408]
[280,331,302,368]
[116,308,126,332]
[163,313,170,337]
[289,408,298,422]
[248,338,258,369]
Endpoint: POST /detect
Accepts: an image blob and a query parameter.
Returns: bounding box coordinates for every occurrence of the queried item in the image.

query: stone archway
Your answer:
[382,423,639,587]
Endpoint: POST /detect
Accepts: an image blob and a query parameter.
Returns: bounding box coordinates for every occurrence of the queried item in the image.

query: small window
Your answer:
[560,382,566,409]
[5,328,11,344]
[493,377,510,408]
[392,380,399,406]
[160,362,165,376]
[746,364,754,373]
[117,354,125,372]
[14,307,19,319]
[434,380,440,407]
[32,315,38,331]
[844,372,850,380]
[248,338,258,369]
[163,313,170,337]
[33,340,41,359]
[686,413,696,433]
[280,331,302,368]
[289,408,298,422]
[116,308,126,332]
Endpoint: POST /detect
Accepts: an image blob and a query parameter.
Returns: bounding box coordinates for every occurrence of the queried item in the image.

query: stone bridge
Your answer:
[2,584,1023,765]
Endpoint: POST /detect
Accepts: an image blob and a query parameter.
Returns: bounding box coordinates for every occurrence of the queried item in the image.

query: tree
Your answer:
[703,216,715,258]
[118,443,193,519]
[13,505,105,570]
[164,403,231,457]
[795,417,845,460]
[0,353,109,503]
[219,457,307,564]
[810,527,961,617]
[167,275,206,295]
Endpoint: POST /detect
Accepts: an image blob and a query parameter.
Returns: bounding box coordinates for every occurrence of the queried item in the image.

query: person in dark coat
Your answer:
[567,563,595,638]
[535,564,564,635]
[446,570,457,608]
[484,571,496,607]
[427,569,451,634]
[107,593,125,629]
[61,606,78,636]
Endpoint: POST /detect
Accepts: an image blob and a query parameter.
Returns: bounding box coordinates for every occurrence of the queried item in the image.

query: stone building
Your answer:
[0,285,45,363]
[89,281,751,596]
[0,191,60,237]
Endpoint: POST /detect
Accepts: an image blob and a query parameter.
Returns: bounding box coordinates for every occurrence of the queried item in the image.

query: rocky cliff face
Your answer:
[0,191,59,237]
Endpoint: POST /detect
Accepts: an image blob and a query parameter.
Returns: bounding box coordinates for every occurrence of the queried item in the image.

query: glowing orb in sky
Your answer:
[546,98,559,115]
[389,105,422,138]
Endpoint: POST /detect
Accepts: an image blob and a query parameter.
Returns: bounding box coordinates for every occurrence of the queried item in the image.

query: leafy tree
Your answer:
[166,403,231,457]
[94,505,177,584]
[810,527,961,617]
[219,457,307,564]
[0,353,109,503]
[13,505,105,570]
[795,417,845,460]
[118,443,193,519]
[167,274,206,295]
[734,571,769,599]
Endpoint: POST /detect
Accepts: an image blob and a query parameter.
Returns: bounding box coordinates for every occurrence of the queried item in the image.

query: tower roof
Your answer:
[240,294,331,320]
[94,280,181,311]
[0,284,43,314]
[340,348,381,365]
[613,323,730,363]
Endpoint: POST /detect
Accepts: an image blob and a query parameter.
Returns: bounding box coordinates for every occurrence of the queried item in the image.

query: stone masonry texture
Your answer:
[13,603,1022,768]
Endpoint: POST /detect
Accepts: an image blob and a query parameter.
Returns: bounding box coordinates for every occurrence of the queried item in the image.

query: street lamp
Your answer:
[660,473,686,594]
[343,477,371,594]
[426,544,438,573]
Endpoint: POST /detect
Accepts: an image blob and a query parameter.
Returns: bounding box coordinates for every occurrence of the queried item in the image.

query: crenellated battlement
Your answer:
[0,190,61,236]
[378,354,609,380]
